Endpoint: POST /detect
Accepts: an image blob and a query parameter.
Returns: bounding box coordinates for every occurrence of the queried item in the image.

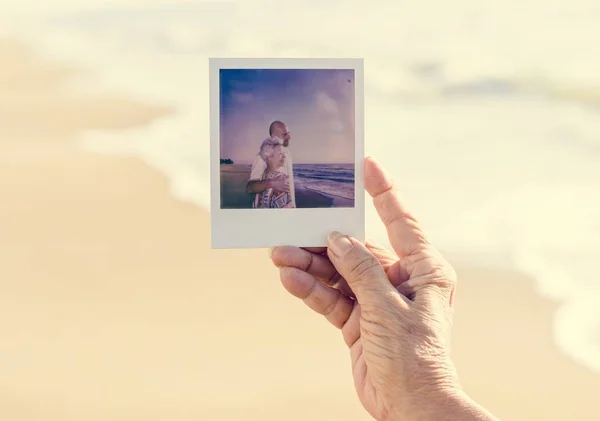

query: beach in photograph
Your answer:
[220,164,354,209]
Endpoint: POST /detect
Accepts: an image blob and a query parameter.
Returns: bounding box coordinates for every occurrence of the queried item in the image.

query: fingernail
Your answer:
[328,231,353,257]
[268,247,276,258]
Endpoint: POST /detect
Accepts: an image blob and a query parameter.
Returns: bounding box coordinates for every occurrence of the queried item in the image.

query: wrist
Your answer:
[404,389,498,421]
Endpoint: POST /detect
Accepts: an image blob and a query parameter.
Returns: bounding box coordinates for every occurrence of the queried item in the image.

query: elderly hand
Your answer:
[268,173,290,193]
[270,157,497,421]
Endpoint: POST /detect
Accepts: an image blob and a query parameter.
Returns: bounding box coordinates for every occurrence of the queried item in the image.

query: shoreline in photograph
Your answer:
[3,34,600,421]
[220,164,354,209]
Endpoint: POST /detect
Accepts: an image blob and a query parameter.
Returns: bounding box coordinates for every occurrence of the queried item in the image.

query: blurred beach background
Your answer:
[1,0,599,419]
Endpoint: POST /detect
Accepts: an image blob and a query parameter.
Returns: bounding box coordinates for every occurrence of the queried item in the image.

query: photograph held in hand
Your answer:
[210,58,365,249]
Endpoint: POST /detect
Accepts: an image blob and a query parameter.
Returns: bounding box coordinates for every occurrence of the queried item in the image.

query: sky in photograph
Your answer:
[219,68,355,164]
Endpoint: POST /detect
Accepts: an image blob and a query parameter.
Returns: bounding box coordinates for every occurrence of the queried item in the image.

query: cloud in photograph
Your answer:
[315,91,340,115]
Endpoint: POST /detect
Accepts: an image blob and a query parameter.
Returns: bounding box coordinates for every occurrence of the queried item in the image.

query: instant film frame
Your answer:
[209,58,364,249]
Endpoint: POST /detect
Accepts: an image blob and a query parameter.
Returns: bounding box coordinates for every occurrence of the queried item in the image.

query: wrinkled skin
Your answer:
[270,157,463,421]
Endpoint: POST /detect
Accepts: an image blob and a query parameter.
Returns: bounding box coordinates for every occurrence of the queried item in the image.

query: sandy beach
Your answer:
[220,164,354,209]
[2,38,600,421]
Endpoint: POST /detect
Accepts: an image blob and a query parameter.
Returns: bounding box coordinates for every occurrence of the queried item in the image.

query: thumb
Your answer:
[327,232,403,308]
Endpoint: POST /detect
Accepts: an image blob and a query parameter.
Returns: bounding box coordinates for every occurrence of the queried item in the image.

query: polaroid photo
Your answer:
[209,58,364,249]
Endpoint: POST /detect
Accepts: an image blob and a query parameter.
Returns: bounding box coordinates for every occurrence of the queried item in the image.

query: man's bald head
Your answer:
[269,120,291,146]
[269,120,286,137]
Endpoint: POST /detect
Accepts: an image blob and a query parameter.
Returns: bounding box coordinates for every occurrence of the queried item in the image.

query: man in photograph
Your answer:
[246,120,296,208]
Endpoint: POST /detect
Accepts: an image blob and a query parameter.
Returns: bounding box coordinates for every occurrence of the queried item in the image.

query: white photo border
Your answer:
[210,57,364,249]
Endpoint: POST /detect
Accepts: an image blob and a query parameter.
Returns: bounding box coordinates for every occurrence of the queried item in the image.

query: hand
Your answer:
[268,174,290,193]
[270,157,478,421]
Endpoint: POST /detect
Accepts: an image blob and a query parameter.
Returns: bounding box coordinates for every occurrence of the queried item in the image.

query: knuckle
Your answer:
[347,250,381,283]
[382,207,416,227]
[322,292,341,316]
[428,264,450,282]
[411,251,457,288]
[429,262,457,288]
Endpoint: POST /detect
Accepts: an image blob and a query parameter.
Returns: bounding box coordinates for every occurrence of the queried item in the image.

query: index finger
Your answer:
[364,156,431,258]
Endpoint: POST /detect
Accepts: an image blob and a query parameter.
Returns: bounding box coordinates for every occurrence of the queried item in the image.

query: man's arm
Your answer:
[247,175,290,194]
[246,156,268,194]
[246,178,272,194]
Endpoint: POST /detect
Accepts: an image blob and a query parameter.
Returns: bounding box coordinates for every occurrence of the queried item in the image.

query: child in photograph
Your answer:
[249,138,293,209]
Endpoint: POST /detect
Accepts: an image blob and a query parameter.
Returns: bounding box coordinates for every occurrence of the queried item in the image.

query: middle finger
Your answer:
[272,246,341,286]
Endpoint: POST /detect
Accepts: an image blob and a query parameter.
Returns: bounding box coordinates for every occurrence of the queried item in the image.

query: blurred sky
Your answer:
[219,68,355,165]
[0,0,235,13]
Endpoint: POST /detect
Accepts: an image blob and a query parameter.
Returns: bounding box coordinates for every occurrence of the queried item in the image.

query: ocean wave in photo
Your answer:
[1,0,600,375]
[294,164,355,201]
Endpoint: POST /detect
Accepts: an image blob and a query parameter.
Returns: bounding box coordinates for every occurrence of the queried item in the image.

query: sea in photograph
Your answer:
[1,0,599,376]
[294,163,354,201]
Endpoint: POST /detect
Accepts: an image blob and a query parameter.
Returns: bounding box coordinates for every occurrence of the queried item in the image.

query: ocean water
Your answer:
[294,164,355,201]
[1,0,599,374]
